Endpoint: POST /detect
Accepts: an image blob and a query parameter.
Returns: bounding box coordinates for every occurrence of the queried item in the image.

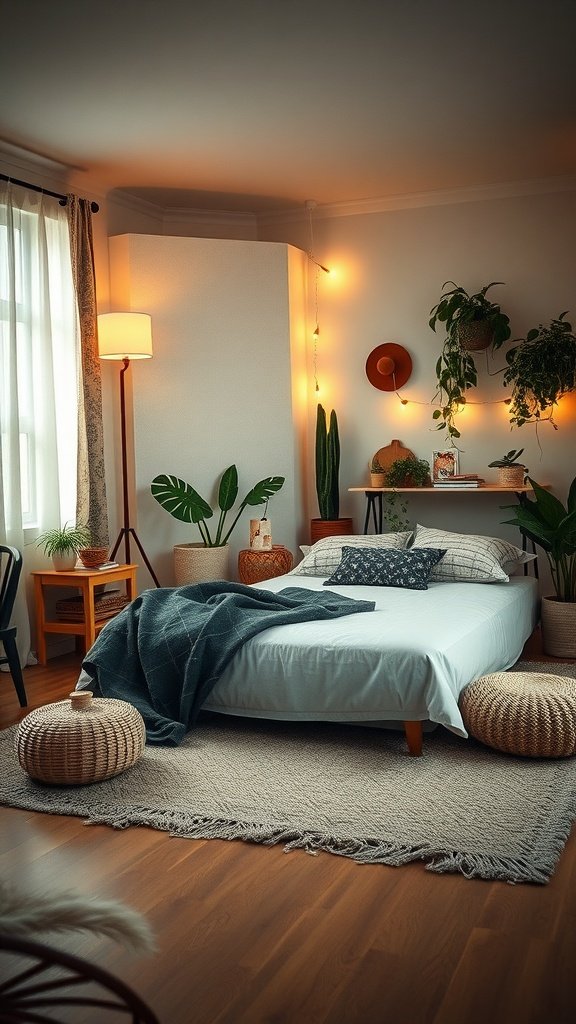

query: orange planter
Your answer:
[310,518,354,544]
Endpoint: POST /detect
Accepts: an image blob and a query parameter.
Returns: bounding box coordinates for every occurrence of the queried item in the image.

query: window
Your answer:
[0,187,78,536]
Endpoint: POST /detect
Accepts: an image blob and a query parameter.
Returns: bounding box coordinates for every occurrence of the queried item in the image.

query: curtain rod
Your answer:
[0,172,99,213]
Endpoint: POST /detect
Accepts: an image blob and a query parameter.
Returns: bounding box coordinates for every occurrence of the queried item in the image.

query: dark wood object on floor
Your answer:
[1,633,575,1024]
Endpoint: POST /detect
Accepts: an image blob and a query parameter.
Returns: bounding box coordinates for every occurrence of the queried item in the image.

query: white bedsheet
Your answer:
[202,575,539,737]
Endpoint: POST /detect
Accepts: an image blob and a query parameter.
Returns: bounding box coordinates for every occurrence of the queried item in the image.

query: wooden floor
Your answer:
[1,629,575,1024]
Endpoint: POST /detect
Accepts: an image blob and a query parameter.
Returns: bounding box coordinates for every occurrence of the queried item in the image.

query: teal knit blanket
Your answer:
[81,581,375,745]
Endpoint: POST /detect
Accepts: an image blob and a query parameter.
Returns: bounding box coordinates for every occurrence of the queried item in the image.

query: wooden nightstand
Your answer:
[31,564,138,664]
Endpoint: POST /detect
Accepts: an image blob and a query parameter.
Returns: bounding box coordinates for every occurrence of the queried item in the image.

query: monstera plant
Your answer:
[151,466,285,547]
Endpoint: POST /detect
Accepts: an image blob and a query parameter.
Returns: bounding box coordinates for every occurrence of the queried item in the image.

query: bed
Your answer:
[201,525,540,754]
[201,573,539,754]
[77,527,540,755]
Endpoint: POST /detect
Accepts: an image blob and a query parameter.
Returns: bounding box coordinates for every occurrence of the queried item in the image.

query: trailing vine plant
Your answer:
[382,457,430,532]
[429,281,511,442]
[503,312,576,430]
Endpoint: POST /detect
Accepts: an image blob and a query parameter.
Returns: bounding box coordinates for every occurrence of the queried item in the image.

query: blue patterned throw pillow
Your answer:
[323,546,446,590]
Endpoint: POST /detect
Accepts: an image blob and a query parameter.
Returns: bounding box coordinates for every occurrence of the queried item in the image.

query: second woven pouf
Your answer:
[460,671,576,758]
[15,691,146,784]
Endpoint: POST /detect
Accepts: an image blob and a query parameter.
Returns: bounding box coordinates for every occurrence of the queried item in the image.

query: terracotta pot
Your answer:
[174,543,230,585]
[310,518,354,544]
[457,321,494,352]
[541,596,576,658]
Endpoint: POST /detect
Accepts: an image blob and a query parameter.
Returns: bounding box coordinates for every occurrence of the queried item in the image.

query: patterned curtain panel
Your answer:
[67,196,109,546]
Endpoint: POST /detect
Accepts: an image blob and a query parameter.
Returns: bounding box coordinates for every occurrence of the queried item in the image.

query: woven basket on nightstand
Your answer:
[460,671,576,758]
[15,692,146,784]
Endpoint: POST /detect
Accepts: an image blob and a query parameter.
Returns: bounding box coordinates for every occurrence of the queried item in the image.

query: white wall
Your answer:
[108,233,306,589]
[257,189,576,592]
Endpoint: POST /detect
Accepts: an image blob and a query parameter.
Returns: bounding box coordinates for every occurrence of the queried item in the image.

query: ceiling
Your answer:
[2,0,576,213]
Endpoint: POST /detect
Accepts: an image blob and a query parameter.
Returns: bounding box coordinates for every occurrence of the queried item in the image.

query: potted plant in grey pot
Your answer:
[311,404,353,543]
[151,466,285,584]
[36,523,91,571]
[488,449,528,488]
[503,476,576,657]
[429,281,511,440]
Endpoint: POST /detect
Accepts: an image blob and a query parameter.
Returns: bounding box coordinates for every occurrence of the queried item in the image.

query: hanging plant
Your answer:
[503,312,576,428]
[429,281,511,440]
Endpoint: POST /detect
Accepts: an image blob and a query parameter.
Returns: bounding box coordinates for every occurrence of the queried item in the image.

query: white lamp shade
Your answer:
[97,312,153,360]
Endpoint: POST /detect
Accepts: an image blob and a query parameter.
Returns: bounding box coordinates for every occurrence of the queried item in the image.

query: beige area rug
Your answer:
[1,661,575,885]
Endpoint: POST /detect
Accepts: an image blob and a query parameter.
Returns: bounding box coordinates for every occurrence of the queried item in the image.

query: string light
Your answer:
[306,199,331,394]
[394,391,514,408]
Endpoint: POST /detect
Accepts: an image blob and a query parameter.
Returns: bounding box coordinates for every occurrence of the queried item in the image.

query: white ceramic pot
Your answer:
[52,552,77,571]
[174,543,231,585]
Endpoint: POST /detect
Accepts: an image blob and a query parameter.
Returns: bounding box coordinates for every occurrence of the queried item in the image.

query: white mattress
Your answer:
[202,575,539,737]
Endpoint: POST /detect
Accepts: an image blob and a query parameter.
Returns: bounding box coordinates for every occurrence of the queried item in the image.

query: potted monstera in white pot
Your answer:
[504,477,576,657]
[151,466,285,584]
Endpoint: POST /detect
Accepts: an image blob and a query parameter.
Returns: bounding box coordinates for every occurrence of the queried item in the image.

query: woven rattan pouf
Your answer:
[15,691,146,784]
[460,672,576,758]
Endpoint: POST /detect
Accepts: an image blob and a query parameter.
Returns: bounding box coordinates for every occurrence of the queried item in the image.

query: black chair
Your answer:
[0,544,27,706]
[0,932,160,1023]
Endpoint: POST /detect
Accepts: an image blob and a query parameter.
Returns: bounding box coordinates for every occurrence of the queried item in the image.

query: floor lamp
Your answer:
[97,312,161,587]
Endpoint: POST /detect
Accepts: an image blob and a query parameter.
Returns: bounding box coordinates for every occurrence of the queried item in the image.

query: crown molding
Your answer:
[162,206,258,231]
[106,188,165,224]
[257,174,576,226]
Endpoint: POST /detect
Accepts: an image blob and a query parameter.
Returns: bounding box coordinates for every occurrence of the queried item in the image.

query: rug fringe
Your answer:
[83,809,569,885]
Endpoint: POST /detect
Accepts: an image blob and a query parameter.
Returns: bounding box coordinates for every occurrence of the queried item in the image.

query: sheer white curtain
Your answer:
[0,180,79,665]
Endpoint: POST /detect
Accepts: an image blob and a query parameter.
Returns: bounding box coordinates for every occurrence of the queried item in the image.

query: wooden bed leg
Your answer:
[403,720,423,756]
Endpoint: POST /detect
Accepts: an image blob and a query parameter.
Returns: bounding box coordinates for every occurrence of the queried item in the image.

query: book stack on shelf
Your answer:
[433,474,484,489]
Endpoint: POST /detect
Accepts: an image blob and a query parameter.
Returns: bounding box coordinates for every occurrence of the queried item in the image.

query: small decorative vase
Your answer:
[174,543,231,585]
[370,473,386,487]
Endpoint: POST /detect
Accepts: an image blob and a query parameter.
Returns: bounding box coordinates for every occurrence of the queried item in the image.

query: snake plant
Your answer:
[315,404,340,520]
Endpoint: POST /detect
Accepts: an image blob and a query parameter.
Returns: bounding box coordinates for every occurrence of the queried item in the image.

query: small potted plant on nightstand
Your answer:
[36,523,91,571]
[488,449,528,488]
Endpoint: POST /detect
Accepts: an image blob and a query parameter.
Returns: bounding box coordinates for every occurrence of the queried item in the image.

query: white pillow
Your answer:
[409,524,536,583]
[290,532,412,577]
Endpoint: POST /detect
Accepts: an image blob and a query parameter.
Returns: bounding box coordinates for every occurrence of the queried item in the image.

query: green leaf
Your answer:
[568,476,576,514]
[527,478,567,529]
[217,465,238,512]
[151,475,213,524]
[240,476,285,508]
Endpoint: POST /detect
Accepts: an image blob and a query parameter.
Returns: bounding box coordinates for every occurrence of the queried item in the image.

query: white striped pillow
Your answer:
[410,524,535,583]
[290,532,412,577]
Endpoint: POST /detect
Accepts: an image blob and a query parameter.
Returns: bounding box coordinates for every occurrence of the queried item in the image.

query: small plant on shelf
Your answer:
[382,457,430,531]
[488,449,528,486]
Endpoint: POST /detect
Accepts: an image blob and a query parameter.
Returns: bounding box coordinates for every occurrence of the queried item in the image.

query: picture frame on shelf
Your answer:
[432,449,459,481]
